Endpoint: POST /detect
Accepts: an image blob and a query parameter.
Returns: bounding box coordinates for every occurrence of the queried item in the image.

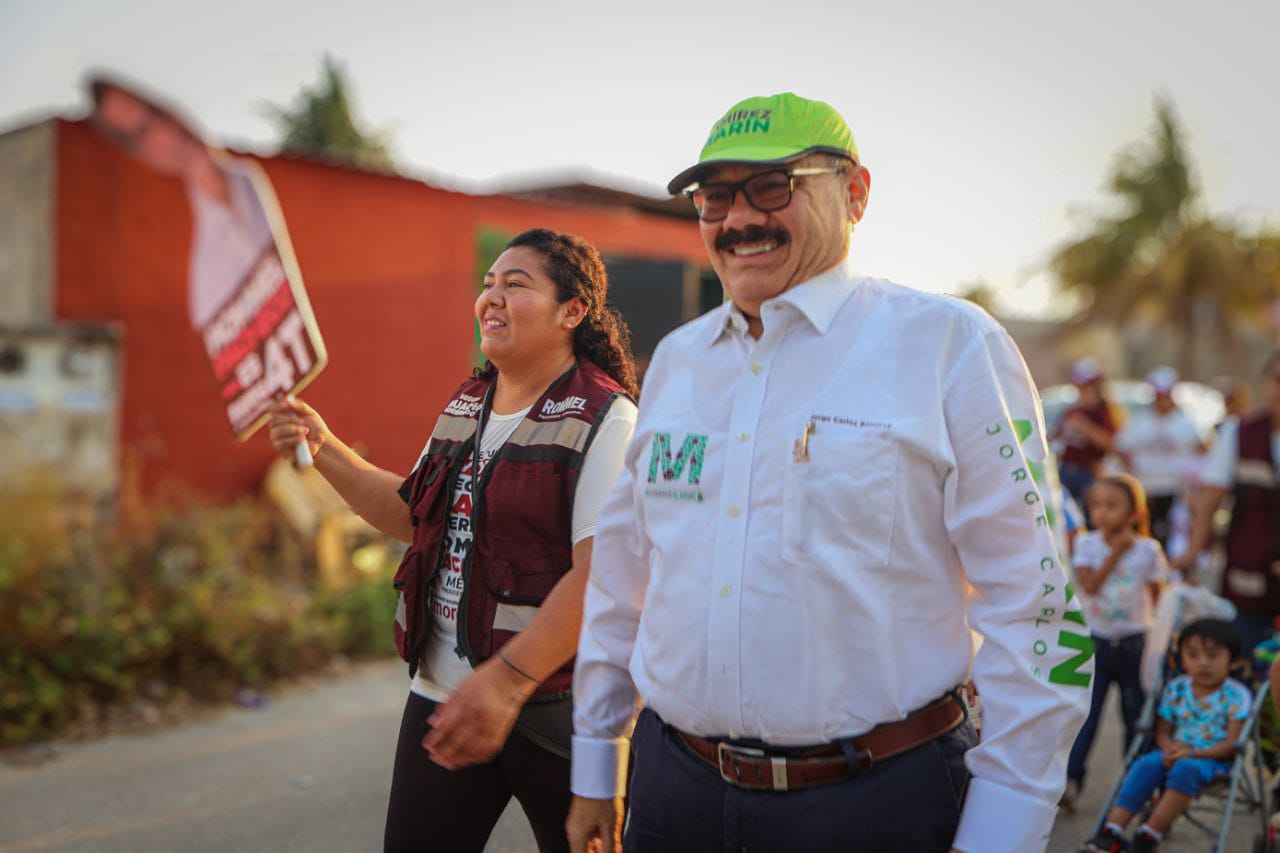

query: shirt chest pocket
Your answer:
[782,423,899,570]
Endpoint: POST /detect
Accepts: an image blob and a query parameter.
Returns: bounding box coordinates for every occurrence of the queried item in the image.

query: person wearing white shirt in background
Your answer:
[1174,350,1280,655]
[1114,366,1205,551]
[565,92,1093,853]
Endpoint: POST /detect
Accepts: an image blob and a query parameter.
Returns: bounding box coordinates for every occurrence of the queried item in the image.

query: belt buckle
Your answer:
[716,742,789,791]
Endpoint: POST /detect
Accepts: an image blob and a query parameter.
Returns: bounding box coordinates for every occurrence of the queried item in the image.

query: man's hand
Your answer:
[423,658,534,770]
[567,795,623,853]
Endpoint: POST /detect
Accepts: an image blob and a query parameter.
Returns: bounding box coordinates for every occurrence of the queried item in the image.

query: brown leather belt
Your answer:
[675,694,965,792]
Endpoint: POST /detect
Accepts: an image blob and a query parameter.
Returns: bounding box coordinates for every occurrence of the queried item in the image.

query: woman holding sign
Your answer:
[268,229,638,852]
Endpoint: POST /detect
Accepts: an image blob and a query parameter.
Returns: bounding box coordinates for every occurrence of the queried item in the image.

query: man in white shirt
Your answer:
[1115,366,1206,548]
[565,92,1092,853]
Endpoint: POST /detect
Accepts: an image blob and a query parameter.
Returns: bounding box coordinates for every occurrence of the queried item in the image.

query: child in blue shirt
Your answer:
[1084,618,1251,852]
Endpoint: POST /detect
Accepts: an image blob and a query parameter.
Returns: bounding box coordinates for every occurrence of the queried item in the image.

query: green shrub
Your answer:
[0,490,400,746]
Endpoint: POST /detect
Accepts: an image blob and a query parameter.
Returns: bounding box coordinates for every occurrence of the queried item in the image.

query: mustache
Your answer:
[716,225,790,252]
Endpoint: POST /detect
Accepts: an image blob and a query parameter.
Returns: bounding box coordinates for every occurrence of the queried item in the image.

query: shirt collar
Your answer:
[702,256,861,347]
[702,301,751,346]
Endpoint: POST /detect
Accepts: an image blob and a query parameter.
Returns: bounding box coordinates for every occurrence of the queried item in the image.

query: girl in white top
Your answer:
[1064,473,1170,804]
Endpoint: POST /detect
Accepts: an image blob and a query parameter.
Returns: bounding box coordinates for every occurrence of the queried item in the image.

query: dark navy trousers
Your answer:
[623,707,976,853]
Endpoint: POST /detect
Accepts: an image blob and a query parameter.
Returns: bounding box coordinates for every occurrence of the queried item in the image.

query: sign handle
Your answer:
[295,440,314,467]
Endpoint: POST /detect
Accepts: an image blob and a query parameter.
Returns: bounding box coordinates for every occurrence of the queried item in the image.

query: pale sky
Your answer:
[3,0,1278,318]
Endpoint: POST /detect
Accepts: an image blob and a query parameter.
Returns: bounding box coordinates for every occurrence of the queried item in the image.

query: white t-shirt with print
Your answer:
[1115,409,1202,497]
[410,397,638,701]
[1073,531,1170,639]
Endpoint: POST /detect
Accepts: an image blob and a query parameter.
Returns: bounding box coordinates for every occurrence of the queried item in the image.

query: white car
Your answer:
[1039,379,1225,451]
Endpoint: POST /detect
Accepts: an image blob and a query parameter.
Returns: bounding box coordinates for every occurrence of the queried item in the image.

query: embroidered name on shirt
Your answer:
[645,432,707,502]
[542,395,587,418]
[810,414,892,430]
[444,393,483,418]
[985,417,1094,689]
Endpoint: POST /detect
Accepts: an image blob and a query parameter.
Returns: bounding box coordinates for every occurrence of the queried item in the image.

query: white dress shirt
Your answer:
[573,259,1092,853]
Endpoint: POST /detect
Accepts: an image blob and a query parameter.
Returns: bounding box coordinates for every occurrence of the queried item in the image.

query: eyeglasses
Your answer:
[684,164,850,222]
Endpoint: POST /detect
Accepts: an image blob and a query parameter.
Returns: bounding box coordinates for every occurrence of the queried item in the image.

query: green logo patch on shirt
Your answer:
[645,432,708,502]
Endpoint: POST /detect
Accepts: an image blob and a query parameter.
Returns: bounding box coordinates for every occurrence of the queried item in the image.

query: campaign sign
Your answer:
[201,243,324,438]
[197,153,327,440]
[88,77,327,441]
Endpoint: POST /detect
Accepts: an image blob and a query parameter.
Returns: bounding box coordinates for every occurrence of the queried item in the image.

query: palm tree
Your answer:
[1050,98,1280,377]
[957,282,1000,315]
[265,56,395,173]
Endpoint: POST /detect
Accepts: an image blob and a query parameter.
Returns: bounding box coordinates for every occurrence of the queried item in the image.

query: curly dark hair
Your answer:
[476,228,639,399]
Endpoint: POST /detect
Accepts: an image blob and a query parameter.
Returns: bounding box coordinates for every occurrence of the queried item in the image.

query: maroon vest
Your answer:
[393,359,628,697]
[1223,414,1280,614]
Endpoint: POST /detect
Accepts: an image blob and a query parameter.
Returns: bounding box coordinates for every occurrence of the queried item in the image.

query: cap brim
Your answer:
[665,146,853,196]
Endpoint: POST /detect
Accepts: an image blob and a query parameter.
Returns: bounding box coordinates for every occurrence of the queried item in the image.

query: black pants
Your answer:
[383,692,571,853]
[623,707,976,853]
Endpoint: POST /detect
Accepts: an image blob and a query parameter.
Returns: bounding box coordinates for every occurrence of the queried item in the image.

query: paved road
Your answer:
[0,660,534,853]
[1,660,1266,852]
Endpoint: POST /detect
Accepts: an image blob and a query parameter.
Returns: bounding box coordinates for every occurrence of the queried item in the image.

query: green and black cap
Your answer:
[666,92,859,196]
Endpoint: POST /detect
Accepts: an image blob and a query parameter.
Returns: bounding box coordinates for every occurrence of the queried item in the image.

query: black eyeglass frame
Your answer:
[682,164,852,222]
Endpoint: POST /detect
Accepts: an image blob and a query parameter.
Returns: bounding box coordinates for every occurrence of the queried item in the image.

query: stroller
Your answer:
[1245,635,1280,851]
[1087,586,1274,852]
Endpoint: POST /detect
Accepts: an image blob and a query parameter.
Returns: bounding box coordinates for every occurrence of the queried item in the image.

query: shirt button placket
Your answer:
[706,335,775,736]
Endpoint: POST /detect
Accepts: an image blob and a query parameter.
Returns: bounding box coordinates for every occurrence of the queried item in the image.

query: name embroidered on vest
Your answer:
[443,393,484,418]
[390,359,629,697]
[541,395,587,418]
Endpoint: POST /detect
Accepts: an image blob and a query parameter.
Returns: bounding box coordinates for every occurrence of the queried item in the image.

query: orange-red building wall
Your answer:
[53,119,705,501]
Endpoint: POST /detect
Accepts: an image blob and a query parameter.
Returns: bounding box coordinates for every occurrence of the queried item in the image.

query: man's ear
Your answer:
[847,165,871,225]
